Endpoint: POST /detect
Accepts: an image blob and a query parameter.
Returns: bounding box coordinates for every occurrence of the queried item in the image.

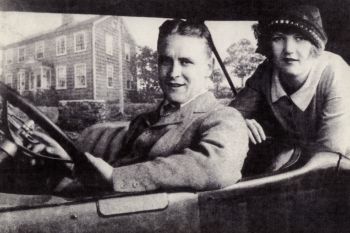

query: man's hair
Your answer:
[157,19,213,57]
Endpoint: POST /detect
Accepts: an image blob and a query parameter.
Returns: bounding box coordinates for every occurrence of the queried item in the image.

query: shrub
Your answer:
[25,88,59,106]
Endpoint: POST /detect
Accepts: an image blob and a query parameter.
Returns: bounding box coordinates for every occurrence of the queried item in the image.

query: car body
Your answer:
[0,148,350,233]
[0,0,350,232]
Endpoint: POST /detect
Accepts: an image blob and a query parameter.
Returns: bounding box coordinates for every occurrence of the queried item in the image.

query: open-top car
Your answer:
[0,0,350,232]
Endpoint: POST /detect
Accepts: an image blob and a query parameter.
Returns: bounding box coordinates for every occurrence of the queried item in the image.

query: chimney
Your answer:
[61,14,74,26]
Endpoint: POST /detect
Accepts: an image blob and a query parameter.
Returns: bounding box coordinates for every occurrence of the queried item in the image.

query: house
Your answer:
[1,15,137,110]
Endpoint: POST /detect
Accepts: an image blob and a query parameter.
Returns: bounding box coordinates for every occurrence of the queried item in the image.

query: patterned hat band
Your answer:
[268,19,325,49]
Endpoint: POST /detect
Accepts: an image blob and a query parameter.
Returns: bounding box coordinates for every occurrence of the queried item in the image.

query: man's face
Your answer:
[158,34,212,104]
[271,31,315,78]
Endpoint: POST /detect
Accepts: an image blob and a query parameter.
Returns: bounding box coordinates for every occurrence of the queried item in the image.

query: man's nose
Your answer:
[169,61,181,78]
[284,37,296,54]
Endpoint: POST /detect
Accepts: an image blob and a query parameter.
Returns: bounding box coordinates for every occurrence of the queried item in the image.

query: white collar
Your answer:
[163,90,208,108]
[160,90,209,115]
[271,56,327,111]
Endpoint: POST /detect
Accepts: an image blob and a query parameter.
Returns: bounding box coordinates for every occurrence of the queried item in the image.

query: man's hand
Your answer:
[245,119,266,144]
[31,131,72,161]
[83,152,113,185]
[31,131,113,189]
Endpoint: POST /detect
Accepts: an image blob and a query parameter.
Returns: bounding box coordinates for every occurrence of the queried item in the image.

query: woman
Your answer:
[231,5,350,175]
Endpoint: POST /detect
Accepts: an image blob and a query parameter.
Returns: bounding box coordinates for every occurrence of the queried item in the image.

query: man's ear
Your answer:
[207,56,215,76]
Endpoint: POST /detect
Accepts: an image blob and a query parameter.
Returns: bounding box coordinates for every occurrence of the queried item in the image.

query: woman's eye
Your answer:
[272,36,283,42]
[295,35,306,41]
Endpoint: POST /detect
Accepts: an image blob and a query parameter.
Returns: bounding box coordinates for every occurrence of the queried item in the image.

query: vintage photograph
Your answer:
[0,0,349,232]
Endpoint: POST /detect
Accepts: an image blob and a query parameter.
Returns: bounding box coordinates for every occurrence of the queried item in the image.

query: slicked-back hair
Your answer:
[157,19,213,58]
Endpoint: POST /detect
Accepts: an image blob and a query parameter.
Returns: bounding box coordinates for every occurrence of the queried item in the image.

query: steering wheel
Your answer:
[0,82,89,166]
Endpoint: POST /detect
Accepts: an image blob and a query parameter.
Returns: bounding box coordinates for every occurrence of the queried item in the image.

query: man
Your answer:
[36,19,248,192]
[231,5,350,175]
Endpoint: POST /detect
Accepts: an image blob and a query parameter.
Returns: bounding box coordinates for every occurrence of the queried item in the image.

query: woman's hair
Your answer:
[157,19,213,57]
[253,23,321,59]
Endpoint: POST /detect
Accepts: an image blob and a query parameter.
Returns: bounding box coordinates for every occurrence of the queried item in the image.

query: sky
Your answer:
[0,11,257,57]
[0,12,258,87]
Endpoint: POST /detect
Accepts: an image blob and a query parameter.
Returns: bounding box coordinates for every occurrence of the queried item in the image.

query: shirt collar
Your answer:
[160,90,208,115]
[271,59,324,111]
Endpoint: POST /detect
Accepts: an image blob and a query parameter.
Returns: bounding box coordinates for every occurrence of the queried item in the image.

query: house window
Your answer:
[5,73,13,87]
[6,49,13,64]
[124,43,130,61]
[29,72,35,90]
[127,80,131,89]
[45,69,52,89]
[41,67,51,89]
[74,63,87,88]
[56,66,67,89]
[17,71,26,91]
[35,41,44,59]
[105,34,113,55]
[56,36,67,56]
[36,74,41,88]
[74,31,86,52]
[18,47,25,62]
[107,64,113,88]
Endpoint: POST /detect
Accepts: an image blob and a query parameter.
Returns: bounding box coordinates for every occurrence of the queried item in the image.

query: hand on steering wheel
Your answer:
[30,131,72,165]
[30,132,113,188]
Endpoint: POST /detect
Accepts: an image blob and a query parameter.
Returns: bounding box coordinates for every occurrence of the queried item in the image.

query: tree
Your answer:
[131,46,161,103]
[224,39,265,87]
[210,68,225,97]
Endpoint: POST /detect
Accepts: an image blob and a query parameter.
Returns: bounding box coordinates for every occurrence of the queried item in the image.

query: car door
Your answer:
[198,153,350,233]
[0,191,200,233]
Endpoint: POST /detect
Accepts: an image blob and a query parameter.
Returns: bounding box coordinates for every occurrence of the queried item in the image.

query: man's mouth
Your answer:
[166,82,185,88]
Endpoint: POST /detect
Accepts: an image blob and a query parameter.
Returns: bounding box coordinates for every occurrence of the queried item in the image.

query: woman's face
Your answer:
[271,31,315,78]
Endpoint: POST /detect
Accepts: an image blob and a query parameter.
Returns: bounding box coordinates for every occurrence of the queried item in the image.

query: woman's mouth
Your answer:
[283,58,298,63]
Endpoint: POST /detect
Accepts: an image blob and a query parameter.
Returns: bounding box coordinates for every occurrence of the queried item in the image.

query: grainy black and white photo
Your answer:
[0,0,349,232]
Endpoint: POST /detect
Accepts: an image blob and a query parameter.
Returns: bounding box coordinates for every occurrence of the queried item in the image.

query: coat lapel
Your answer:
[151,110,186,128]
[150,92,218,127]
[147,92,219,156]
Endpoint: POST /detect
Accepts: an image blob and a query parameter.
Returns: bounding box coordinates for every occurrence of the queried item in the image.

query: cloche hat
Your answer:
[255,5,328,55]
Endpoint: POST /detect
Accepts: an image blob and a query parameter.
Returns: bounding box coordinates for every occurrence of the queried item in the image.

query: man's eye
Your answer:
[179,58,193,66]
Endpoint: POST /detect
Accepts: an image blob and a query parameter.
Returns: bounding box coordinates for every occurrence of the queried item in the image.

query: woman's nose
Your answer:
[283,37,296,54]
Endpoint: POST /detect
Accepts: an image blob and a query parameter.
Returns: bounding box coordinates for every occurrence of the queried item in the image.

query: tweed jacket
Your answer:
[78,92,248,192]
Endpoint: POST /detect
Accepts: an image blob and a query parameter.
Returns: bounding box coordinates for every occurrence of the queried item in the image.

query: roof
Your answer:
[3,15,106,49]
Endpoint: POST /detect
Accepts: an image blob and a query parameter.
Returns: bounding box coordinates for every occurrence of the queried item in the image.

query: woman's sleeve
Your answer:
[230,61,267,119]
[315,60,350,155]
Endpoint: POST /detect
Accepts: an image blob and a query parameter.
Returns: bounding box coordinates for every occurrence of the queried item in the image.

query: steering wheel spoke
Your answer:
[0,82,86,165]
